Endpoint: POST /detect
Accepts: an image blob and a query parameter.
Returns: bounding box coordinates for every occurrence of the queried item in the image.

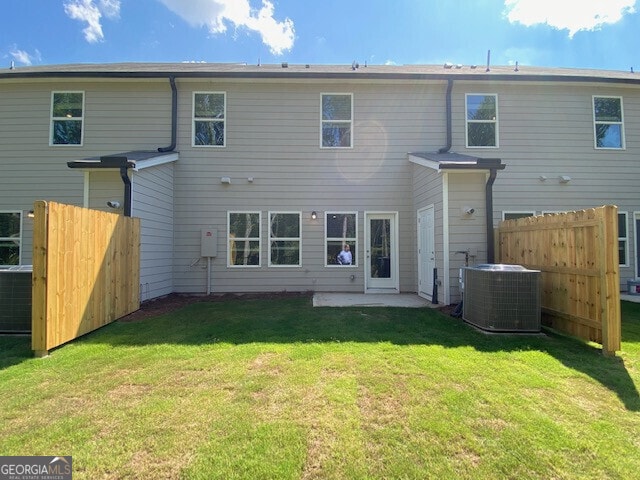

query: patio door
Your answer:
[365,212,399,293]
[418,206,435,300]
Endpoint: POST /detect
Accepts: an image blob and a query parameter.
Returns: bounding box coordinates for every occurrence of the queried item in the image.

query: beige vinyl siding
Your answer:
[452,82,640,213]
[172,80,447,293]
[446,172,487,303]
[87,171,124,211]
[6,70,640,298]
[0,78,173,267]
[452,81,640,289]
[412,162,445,290]
[132,163,175,301]
[0,82,85,266]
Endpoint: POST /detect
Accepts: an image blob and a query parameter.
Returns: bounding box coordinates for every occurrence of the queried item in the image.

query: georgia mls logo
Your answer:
[0,456,72,480]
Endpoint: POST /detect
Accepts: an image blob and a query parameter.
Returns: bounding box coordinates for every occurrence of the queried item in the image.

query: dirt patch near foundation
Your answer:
[119,291,313,322]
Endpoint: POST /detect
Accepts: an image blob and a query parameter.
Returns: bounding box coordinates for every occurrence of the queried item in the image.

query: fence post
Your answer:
[601,205,621,356]
[31,201,49,357]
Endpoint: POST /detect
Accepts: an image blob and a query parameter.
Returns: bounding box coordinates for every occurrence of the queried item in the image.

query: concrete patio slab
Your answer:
[621,293,640,303]
[313,293,439,308]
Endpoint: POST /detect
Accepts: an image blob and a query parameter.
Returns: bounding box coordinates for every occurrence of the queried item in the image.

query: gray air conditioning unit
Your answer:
[462,264,541,333]
[0,265,32,333]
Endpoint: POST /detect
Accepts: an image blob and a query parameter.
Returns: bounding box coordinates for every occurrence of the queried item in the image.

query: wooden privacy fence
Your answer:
[32,201,140,356]
[497,205,620,356]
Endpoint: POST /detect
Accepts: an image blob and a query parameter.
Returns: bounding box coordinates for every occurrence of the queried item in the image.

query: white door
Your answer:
[418,206,436,300]
[365,213,399,292]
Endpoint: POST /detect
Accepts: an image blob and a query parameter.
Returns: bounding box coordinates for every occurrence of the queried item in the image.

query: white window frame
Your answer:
[465,93,499,148]
[193,91,226,147]
[0,210,22,266]
[227,211,261,268]
[502,211,536,221]
[269,211,302,267]
[325,211,358,267]
[320,93,353,149]
[50,91,85,146]
[619,211,628,267]
[593,95,625,150]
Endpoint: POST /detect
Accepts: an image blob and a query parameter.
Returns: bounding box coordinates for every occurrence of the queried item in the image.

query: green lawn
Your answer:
[1,297,639,479]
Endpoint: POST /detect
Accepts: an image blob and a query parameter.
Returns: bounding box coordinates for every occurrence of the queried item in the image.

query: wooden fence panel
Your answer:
[497,206,621,355]
[32,201,140,356]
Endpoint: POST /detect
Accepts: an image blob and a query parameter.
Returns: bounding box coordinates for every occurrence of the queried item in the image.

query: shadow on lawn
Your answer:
[105,297,640,411]
[0,335,32,370]
[2,297,639,411]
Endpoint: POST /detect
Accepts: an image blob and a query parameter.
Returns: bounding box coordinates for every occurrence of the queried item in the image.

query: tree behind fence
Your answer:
[497,205,621,356]
[32,201,140,356]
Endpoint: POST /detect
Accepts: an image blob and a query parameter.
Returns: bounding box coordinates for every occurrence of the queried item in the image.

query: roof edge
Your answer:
[4,66,640,86]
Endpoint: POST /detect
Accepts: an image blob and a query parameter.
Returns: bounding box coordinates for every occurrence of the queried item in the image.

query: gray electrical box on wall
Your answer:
[201,228,218,257]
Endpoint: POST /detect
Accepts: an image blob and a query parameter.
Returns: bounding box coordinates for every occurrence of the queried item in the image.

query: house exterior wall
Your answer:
[132,163,175,301]
[0,78,173,270]
[450,81,640,289]
[87,171,124,211]
[2,66,640,299]
[171,79,446,294]
[412,162,444,295]
[0,81,85,265]
[446,171,488,303]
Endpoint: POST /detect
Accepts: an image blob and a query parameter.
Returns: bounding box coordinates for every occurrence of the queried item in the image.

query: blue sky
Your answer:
[2,0,639,71]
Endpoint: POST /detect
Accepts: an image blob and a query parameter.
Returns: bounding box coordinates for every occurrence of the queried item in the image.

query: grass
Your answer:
[1,297,639,479]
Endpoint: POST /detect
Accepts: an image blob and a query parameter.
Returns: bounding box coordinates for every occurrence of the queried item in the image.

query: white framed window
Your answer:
[619,212,628,266]
[228,211,261,267]
[466,93,498,148]
[325,212,357,267]
[50,91,84,146]
[321,93,353,148]
[0,211,22,266]
[502,211,535,221]
[269,212,301,267]
[593,96,624,149]
[193,92,226,147]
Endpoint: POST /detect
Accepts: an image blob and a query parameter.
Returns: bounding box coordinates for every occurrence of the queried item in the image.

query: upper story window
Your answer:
[321,93,352,148]
[193,92,226,147]
[269,212,301,266]
[466,94,498,148]
[228,211,261,267]
[50,91,84,145]
[0,211,21,266]
[593,96,624,149]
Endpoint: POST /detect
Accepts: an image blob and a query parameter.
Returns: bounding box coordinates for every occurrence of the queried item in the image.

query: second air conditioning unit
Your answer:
[462,264,541,333]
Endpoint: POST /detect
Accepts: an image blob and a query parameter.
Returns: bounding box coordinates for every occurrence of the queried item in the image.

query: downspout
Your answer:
[120,166,132,217]
[485,168,498,263]
[438,79,454,153]
[158,76,177,152]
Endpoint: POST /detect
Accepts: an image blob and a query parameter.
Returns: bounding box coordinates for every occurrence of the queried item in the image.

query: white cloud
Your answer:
[99,0,121,17]
[157,0,295,55]
[9,46,42,66]
[64,0,121,43]
[504,0,636,37]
